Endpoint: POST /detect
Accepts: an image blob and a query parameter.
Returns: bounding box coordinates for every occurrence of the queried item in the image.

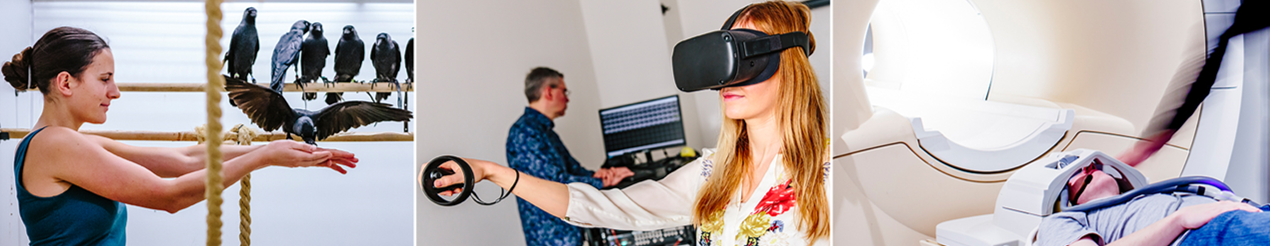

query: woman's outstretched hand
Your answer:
[258,140,358,174]
[315,147,358,174]
[430,158,500,196]
[419,157,568,215]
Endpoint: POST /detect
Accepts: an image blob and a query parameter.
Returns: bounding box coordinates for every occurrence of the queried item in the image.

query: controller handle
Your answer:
[421,155,475,206]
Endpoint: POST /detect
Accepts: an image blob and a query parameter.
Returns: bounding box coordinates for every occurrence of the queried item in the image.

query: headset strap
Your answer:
[740,32,811,59]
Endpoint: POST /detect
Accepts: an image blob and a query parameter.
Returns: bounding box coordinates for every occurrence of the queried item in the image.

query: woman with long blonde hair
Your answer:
[427,2,829,245]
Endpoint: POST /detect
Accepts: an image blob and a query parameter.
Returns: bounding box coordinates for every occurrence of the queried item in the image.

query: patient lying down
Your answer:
[1036,161,1270,246]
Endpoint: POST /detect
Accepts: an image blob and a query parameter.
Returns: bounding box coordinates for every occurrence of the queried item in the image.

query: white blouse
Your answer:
[562,150,830,246]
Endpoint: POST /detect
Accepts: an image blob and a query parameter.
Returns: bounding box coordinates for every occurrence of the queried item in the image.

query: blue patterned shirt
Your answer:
[507,107,604,246]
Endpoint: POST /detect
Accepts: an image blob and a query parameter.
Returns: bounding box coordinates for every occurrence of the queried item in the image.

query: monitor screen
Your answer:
[599,95,686,158]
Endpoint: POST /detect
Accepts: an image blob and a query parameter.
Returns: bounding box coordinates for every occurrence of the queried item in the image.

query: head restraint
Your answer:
[671,4,812,92]
[1058,158,1133,208]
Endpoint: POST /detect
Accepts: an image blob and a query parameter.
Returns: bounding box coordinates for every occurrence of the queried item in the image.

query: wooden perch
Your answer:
[0,128,413,142]
[18,82,413,93]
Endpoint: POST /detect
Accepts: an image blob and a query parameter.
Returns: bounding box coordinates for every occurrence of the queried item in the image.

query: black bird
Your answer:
[224,7,259,107]
[223,75,413,145]
[225,7,259,82]
[331,25,365,105]
[271,20,311,93]
[370,33,400,105]
[300,22,330,102]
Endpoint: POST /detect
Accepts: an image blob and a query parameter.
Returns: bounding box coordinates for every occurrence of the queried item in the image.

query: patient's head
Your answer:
[1067,163,1123,205]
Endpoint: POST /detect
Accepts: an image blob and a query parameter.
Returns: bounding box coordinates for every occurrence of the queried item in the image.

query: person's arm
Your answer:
[1124,15,1256,166]
[1116,129,1175,167]
[1066,236,1099,246]
[1075,201,1261,246]
[87,135,265,177]
[39,129,352,213]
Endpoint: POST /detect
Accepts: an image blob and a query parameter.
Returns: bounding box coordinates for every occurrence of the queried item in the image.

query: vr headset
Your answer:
[672,5,813,92]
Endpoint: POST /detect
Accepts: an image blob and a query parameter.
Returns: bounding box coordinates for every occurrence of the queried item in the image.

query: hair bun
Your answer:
[2,47,34,90]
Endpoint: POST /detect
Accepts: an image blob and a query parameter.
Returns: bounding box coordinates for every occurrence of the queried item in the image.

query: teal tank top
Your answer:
[15,127,127,245]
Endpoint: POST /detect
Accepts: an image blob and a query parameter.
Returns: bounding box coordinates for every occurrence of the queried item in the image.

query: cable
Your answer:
[473,169,518,205]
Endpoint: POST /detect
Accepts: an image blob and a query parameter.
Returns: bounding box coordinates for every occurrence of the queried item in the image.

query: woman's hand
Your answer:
[432,158,504,196]
[257,140,357,174]
[419,157,569,215]
[1169,201,1261,230]
[314,147,358,174]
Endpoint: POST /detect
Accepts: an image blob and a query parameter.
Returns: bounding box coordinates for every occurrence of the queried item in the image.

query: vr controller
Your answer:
[419,155,516,206]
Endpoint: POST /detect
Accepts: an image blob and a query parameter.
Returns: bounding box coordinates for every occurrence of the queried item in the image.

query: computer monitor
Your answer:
[599,95,686,158]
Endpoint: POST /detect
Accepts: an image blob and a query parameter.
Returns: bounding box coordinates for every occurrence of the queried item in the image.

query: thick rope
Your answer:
[230,124,257,246]
[192,124,259,246]
[204,0,225,245]
[238,174,251,246]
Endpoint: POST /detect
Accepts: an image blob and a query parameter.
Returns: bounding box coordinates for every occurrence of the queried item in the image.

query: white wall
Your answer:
[414,0,605,245]
[0,1,34,244]
[2,1,414,245]
[577,0,708,149]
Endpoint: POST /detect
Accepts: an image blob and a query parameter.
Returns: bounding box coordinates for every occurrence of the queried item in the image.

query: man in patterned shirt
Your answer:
[507,67,633,246]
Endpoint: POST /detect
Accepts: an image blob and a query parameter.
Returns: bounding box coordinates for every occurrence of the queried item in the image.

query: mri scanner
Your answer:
[833,0,1270,245]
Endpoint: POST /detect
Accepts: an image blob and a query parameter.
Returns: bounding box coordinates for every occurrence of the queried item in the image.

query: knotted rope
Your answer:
[194,123,259,246]
[230,124,257,246]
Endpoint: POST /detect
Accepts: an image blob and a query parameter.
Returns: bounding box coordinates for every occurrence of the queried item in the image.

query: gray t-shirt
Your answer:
[1035,193,1216,246]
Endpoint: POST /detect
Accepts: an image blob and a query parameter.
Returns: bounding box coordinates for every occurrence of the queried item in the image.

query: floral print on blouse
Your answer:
[559,150,830,246]
[696,154,829,246]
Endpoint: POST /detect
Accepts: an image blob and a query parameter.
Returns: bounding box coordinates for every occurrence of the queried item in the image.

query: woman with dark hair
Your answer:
[3,26,358,245]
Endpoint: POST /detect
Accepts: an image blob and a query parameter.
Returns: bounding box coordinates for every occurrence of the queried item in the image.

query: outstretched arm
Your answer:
[436,158,571,216]
[87,134,265,178]
[1115,129,1175,167]
[36,129,353,213]
[430,156,702,230]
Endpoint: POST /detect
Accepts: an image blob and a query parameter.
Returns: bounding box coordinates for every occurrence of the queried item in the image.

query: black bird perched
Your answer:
[370,32,401,105]
[224,7,259,107]
[223,75,413,145]
[331,25,365,105]
[271,20,311,93]
[300,22,330,102]
[225,7,259,82]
